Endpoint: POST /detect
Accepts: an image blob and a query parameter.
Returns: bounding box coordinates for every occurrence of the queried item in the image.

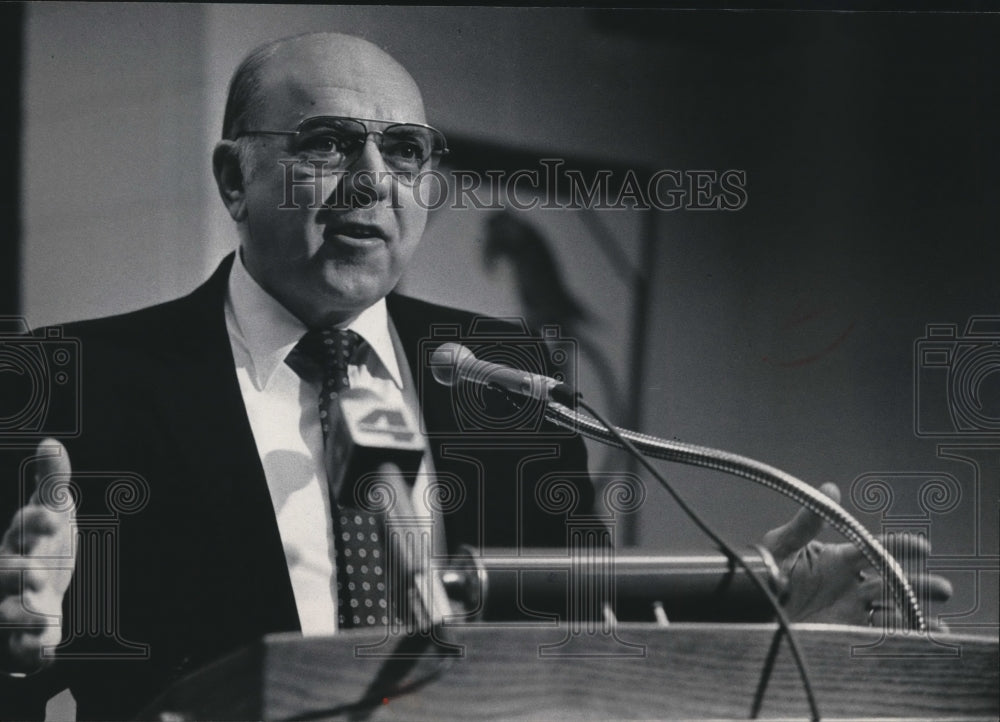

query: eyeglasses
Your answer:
[235,115,449,177]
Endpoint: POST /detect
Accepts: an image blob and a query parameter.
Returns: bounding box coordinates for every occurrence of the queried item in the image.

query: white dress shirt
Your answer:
[224,253,442,634]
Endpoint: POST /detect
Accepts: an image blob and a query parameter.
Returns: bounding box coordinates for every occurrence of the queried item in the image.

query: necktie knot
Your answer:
[287,328,364,393]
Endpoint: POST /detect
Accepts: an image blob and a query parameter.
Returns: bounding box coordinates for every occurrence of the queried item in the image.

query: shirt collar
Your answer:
[227,252,403,391]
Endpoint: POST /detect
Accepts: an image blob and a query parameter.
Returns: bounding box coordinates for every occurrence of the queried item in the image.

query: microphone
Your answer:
[326,388,436,629]
[429,342,578,405]
[326,387,424,503]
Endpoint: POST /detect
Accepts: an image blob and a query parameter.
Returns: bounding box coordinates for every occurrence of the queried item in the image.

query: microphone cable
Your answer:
[575,397,821,722]
[283,630,459,722]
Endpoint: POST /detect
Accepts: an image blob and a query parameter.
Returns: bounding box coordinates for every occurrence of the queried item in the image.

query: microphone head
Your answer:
[430,342,476,387]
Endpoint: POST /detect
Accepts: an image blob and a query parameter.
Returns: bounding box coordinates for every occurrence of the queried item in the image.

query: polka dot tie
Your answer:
[286,328,393,628]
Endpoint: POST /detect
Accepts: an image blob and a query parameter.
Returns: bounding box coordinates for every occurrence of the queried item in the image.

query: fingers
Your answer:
[852,533,951,602]
[878,535,951,602]
[1,507,60,555]
[762,482,841,563]
[829,529,938,578]
[866,603,902,630]
[0,555,68,673]
[924,573,953,602]
[856,571,953,603]
[900,573,952,603]
[879,532,932,565]
[851,570,953,632]
[0,592,63,672]
[853,576,886,610]
[0,590,62,630]
[0,440,76,567]
[817,482,841,504]
[0,439,75,673]
[29,438,74,510]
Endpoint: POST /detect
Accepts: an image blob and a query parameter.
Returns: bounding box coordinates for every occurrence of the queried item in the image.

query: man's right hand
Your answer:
[0,439,76,675]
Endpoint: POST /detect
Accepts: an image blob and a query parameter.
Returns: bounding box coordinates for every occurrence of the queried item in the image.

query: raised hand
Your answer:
[0,439,77,674]
[760,483,952,627]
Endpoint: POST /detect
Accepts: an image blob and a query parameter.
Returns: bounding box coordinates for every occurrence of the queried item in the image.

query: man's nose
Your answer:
[342,135,392,201]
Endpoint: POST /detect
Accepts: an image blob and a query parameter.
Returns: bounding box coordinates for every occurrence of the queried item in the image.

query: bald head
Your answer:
[222,32,425,140]
[212,32,434,328]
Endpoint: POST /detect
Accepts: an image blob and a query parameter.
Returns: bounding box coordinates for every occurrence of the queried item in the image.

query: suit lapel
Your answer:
[386,294,486,552]
[385,293,460,437]
[147,254,300,634]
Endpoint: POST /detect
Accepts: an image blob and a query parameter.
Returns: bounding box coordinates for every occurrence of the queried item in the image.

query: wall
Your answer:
[22,3,211,327]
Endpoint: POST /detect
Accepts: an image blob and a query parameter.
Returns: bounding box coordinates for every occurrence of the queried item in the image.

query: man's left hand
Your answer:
[759,483,953,627]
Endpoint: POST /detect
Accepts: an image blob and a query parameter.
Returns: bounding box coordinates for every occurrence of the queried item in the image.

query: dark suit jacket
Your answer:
[0,254,592,720]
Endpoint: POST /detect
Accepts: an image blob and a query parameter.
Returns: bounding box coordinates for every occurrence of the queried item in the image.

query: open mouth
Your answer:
[326,222,386,243]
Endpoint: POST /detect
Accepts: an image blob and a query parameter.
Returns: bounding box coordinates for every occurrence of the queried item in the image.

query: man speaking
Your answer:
[0,32,595,719]
[0,32,946,720]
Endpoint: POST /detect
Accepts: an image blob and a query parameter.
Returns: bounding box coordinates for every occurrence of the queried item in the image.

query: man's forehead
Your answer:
[256,36,426,126]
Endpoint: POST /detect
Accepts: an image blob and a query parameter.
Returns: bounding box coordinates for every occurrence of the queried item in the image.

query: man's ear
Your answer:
[212,141,248,222]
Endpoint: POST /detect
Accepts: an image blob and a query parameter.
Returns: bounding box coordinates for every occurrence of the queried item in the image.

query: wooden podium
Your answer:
[139,624,999,720]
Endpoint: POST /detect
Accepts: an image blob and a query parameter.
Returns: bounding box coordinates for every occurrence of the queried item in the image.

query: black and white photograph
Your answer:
[0,4,997,720]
